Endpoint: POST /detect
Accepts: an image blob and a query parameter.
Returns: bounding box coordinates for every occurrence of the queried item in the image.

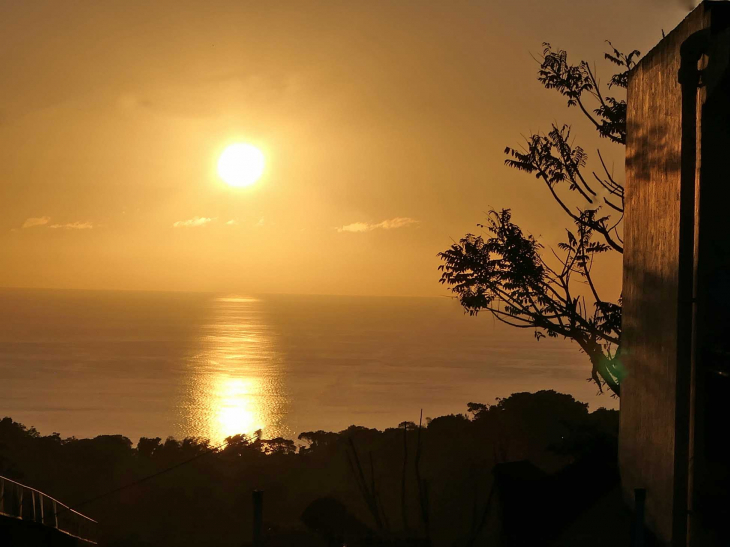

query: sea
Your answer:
[0,288,617,444]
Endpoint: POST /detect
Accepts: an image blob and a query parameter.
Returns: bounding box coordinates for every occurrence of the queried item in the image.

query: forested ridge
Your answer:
[0,390,619,546]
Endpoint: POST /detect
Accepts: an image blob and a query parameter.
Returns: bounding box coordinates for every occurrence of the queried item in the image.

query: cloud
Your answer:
[337,217,419,233]
[338,222,370,233]
[378,217,419,230]
[48,221,93,230]
[173,216,214,228]
[22,216,51,228]
[226,219,238,226]
[19,217,93,230]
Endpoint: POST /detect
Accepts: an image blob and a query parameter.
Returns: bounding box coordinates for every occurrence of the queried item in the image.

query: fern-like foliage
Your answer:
[440,42,637,396]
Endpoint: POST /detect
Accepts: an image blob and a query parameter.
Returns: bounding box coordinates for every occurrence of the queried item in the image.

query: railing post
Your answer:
[633,488,646,547]
[0,476,96,543]
[252,490,263,547]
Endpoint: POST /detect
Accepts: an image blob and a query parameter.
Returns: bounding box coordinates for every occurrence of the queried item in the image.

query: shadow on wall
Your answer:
[625,121,681,184]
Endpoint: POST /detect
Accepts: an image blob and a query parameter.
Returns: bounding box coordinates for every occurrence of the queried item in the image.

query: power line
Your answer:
[59,440,229,516]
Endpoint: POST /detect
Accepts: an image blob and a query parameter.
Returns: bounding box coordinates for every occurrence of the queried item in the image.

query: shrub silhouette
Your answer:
[0,391,619,546]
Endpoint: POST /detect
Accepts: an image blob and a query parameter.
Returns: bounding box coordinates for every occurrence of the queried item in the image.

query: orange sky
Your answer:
[0,0,693,297]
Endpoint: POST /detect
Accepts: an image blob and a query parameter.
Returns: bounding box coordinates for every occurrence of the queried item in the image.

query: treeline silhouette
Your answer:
[0,391,622,546]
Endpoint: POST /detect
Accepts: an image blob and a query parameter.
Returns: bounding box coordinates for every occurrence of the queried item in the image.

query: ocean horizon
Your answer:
[0,287,617,444]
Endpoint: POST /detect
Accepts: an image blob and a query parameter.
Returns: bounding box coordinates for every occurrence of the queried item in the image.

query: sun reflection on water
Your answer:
[178,295,288,444]
[214,376,264,440]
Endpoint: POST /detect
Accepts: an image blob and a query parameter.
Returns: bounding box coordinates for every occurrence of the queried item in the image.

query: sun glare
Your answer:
[216,377,264,439]
[217,143,265,187]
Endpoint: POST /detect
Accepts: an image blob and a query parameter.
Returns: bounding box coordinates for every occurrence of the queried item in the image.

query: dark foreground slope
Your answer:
[0,391,621,546]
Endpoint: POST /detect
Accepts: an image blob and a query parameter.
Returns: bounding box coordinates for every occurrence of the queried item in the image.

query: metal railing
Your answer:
[0,475,97,544]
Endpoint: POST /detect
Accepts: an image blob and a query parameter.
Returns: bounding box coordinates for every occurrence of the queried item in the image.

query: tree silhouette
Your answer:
[439,43,640,396]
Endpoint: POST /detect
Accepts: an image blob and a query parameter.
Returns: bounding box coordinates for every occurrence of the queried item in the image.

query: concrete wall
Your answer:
[620,5,709,545]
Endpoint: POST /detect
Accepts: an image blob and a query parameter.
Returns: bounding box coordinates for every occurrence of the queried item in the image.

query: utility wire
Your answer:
[59,440,229,516]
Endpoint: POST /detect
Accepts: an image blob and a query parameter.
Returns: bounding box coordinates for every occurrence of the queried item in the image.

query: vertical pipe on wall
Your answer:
[678,27,711,547]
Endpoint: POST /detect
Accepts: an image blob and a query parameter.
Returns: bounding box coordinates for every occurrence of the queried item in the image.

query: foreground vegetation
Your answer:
[440,42,639,396]
[0,391,620,546]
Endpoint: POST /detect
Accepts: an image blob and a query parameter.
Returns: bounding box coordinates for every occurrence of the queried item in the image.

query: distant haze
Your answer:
[0,1,692,297]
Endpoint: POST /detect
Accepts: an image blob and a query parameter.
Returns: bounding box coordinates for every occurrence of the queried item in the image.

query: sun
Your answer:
[217,143,265,187]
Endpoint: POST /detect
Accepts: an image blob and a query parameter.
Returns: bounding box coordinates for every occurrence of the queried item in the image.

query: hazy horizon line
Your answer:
[0,284,453,301]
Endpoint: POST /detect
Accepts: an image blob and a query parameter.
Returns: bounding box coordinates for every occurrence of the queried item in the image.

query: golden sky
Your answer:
[0,0,692,297]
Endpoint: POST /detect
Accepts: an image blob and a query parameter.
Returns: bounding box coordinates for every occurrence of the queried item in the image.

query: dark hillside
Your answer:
[0,390,619,546]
